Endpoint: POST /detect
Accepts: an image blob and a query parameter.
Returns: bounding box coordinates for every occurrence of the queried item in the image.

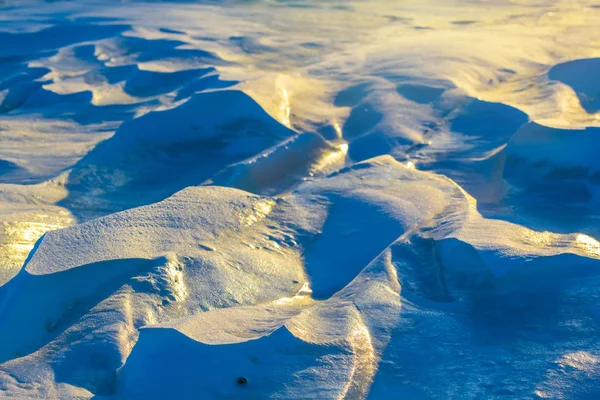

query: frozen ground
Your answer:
[0,0,600,398]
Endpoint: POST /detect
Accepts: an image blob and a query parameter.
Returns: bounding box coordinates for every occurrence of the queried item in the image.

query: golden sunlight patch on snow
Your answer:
[164,258,188,302]
[558,351,599,370]
[536,350,600,398]
[279,87,291,128]
[272,282,313,306]
[521,230,560,248]
[338,317,377,400]
[1,215,72,272]
[239,198,275,227]
[573,234,600,258]
[241,73,348,134]
[310,142,348,175]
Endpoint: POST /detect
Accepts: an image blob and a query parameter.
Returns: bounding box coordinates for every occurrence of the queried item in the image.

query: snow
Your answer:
[0,0,600,398]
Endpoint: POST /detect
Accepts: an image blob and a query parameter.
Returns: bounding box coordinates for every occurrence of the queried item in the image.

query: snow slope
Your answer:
[1,0,600,398]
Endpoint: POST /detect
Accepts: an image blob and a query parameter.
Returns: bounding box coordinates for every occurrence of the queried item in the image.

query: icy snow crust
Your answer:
[1,0,600,398]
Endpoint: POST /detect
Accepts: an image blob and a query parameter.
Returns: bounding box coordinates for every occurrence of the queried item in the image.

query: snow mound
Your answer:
[505,122,600,191]
[1,156,599,398]
[63,90,295,216]
[549,58,600,114]
[210,131,347,195]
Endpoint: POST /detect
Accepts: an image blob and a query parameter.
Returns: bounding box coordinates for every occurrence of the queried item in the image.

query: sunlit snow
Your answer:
[0,0,600,398]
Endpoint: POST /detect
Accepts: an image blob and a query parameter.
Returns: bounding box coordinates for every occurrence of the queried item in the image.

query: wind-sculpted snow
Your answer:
[1,0,600,398]
[549,58,600,114]
[62,89,295,217]
[505,123,600,204]
[1,157,600,398]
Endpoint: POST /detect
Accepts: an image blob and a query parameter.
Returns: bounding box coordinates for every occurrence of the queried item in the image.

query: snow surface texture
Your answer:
[1,0,600,399]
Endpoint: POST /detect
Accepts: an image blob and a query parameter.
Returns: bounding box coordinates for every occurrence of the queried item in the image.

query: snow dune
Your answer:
[0,0,600,398]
